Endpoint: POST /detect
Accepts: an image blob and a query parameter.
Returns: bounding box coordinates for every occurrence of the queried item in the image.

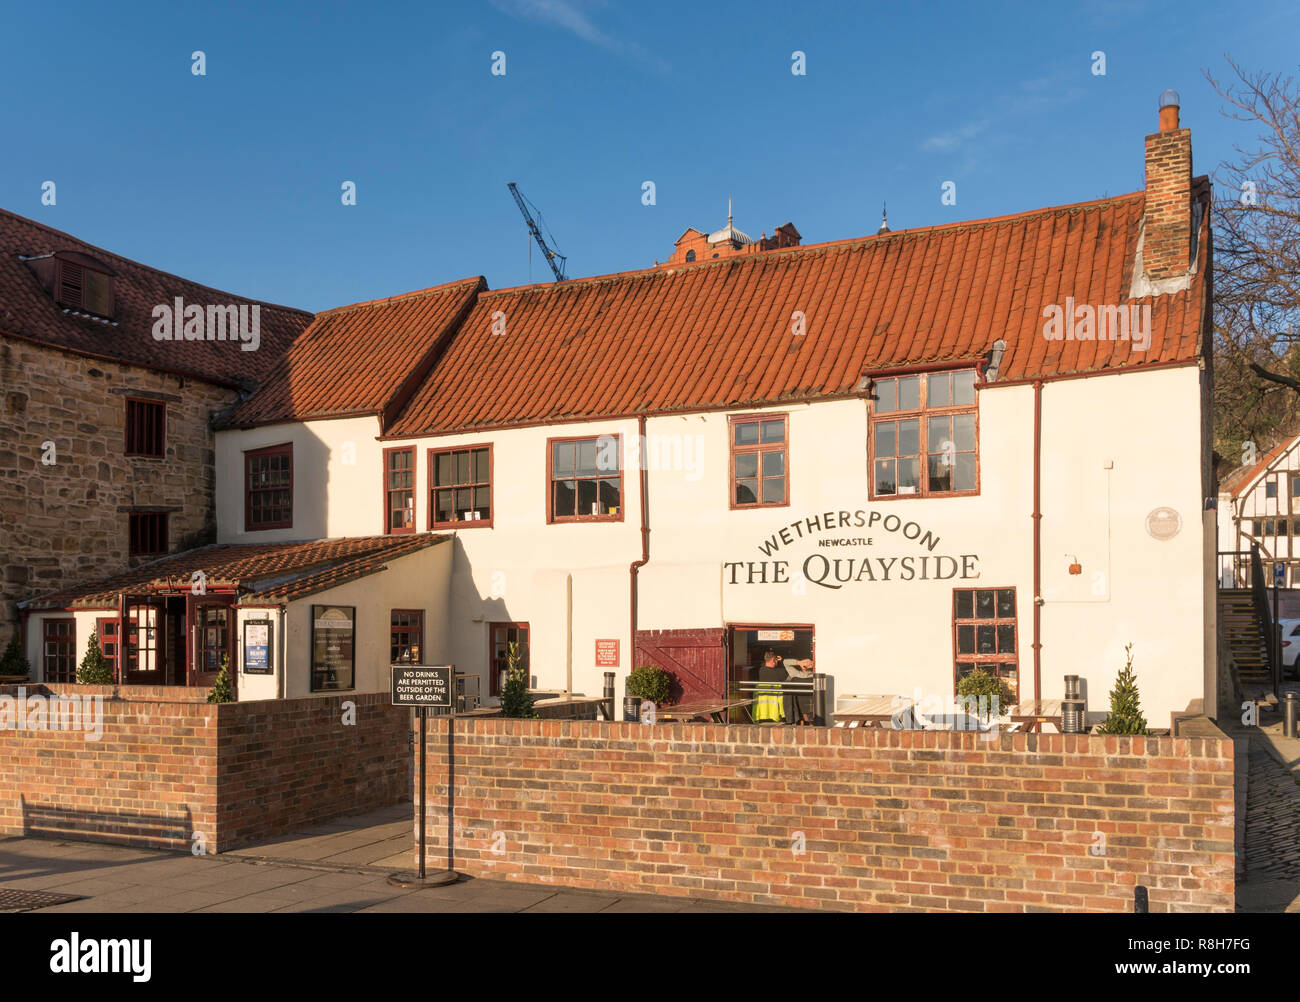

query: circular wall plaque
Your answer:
[1146,507,1182,541]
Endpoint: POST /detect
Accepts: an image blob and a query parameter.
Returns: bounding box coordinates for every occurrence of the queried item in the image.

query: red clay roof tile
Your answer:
[0,208,312,387]
[223,277,484,427]
[386,188,1208,437]
[23,535,448,609]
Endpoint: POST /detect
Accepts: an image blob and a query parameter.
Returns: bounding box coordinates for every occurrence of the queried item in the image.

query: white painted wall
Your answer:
[280,540,452,699]
[213,364,1210,726]
[216,416,382,543]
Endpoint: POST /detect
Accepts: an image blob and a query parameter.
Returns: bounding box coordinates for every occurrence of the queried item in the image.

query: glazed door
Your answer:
[122,599,166,685]
[191,600,234,694]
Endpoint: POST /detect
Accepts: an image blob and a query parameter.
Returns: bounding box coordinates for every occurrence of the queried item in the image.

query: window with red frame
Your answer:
[730,414,788,507]
[124,399,165,457]
[429,446,492,527]
[489,622,528,697]
[391,610,423,664]
[245,444,293,530]
[548,437,621,521]
[384,447,416,534]
[96,618,120,662]
[129,513,168,556]
[953,587,1018,704]
[871,369,978,498]
[43,619,77,683]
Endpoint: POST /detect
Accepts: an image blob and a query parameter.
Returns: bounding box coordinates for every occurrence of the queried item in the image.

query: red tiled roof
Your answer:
[22,535,447,609]
[386,187,1210,436]
[222,278,484,427]
[0,208,313,387]
[1220,437,1299,498]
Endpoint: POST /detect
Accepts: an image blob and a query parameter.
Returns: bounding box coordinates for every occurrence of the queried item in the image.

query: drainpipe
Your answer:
[1032,379,1043,703]
[565,573,573,694]
[277,605,287,699]
[629,416,651,675]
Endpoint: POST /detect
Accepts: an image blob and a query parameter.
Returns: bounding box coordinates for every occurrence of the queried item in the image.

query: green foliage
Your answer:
[1095,644,1149,735]
[955,668,1012,717]
[76,632,114,685]
[0,632,30,678]
[628,664,670,705]
[498,641,536,718]
[206,655,234,703]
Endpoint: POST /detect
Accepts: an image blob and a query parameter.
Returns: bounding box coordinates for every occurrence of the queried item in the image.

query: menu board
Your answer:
[311,605,355,691]
[243,620,273,675]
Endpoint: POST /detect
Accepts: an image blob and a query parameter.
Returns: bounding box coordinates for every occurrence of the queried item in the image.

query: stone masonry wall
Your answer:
[0,335,236,648]
[418,719,1236,912]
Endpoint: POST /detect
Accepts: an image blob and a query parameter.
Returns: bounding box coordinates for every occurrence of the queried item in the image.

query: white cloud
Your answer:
[489,0,669,71]
[921,120,990,153]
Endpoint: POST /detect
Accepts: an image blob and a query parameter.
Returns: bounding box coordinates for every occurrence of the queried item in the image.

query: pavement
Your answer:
[1221,698,1300,912]
[0,806,786,913]
[222,803,413,871]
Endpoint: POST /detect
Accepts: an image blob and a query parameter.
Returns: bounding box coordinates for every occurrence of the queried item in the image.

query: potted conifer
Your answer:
[1095,644,1149,735]
[76,632,114,685]
[0,632,30,683]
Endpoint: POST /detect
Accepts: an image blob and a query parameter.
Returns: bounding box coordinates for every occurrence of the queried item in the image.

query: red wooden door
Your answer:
[634,628,727,704]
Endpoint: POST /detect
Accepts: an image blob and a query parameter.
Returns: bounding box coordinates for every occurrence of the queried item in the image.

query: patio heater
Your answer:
[1062,675,1084,733]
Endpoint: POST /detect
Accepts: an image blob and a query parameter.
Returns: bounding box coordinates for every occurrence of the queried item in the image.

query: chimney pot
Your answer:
[1158,89,1180,131]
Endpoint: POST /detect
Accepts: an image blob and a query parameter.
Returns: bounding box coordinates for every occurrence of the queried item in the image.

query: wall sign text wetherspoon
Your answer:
[725,508,981,590]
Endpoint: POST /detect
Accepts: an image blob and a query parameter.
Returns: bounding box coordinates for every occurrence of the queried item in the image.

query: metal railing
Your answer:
[1248,542,1281,694]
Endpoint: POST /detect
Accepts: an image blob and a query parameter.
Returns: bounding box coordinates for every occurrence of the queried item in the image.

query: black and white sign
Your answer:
[391,665,454,708]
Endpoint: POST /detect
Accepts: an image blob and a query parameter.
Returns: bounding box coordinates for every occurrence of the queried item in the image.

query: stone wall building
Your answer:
[0,209,312,652]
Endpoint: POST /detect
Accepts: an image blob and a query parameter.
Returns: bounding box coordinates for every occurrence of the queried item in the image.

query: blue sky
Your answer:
[1,0,1293,312]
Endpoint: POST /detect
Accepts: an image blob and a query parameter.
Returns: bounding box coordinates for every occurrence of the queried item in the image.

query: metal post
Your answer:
[1275,578,1282,692]
[1285,693,1300,739]
[418,707,426,880]
[447,708,454,873]
[813,675,828,727]
[603,672,615,721]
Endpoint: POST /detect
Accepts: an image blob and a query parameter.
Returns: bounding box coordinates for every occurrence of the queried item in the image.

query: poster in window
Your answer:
[243,620,273,675]
[312,605,355,691]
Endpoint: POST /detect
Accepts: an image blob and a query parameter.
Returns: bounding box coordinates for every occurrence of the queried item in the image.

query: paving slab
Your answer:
[0,834,797,913]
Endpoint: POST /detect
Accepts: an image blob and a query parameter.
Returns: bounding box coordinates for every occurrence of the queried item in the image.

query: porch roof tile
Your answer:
[22,535,447,610]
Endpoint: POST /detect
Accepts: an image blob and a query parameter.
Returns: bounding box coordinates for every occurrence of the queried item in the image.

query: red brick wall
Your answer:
[418,720,1236,912]
[0,686,410,853]
[0,684,217,851]
[214,692,410,850]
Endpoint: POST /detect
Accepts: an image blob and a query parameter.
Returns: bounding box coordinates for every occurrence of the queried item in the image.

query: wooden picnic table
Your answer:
[654,697,755,723]
[832,694,913,728]
[1009,698,1064,733]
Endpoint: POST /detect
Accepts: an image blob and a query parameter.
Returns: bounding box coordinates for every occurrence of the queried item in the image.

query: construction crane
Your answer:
[507,182,567,282]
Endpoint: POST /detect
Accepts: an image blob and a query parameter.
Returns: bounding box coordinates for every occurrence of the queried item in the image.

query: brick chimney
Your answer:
[1142,89,1192,281]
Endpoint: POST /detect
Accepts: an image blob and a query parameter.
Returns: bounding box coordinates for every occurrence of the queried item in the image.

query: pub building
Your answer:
[22,94,1216,728]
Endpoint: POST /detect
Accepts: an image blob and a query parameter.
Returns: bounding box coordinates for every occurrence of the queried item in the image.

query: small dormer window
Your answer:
[56,258,114,318]
[22,251,116,320]
[685,250,696,263]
